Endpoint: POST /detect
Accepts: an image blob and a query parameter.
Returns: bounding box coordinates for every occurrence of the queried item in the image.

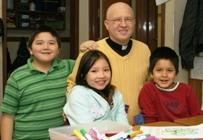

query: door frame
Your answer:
[2,0,7,93]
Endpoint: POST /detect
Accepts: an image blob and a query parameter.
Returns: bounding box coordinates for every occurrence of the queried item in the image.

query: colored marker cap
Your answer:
[80,129,87,135]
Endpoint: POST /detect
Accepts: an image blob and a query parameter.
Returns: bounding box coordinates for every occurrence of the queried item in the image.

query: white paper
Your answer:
[190,57,203,80]
[140,124,203,139]
[155,0,168,6]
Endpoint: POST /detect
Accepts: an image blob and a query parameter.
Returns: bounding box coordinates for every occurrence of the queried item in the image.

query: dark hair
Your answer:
[76,50,115,104]
[149,46,179,74]
[27,25,61,49]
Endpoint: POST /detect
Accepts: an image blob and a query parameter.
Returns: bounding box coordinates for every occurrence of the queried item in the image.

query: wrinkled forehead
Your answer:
[106,4,134,19]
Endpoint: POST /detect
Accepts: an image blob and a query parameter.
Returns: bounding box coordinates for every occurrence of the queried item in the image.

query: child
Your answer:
[138,46,203,123]
[63,50,129,125]
[0,26,75,140]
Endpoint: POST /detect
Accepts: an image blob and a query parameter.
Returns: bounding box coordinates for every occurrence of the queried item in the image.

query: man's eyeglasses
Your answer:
[106,18,135,25]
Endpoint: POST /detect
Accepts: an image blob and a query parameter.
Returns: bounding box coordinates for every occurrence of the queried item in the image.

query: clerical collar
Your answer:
[106,38,132,56]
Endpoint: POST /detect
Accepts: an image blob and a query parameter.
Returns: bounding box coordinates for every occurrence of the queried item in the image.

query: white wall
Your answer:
[79,0,89,47]
[165,0,188,83]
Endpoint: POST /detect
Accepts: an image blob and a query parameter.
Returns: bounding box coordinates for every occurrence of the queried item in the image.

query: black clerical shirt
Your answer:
[106,38,132,56]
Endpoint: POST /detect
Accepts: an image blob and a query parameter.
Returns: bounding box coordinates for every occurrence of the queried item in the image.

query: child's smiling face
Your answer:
[150,59,177,89]
[29,32,60,65]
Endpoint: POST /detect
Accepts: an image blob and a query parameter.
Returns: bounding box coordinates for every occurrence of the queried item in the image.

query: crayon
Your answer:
[73,129,86,140]
[80,128,93,140]
[127,130,143,138]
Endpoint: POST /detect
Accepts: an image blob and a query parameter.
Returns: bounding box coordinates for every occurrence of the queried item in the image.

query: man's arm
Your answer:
[1,113,14,140]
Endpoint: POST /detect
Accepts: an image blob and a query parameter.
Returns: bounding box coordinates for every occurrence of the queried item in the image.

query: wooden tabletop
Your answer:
[132,121,203,140]
[174,115,203,126]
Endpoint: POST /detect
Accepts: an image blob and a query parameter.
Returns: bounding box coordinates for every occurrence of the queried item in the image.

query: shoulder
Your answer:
[131,39,151,54]
[68,85,91,97]
[143,82,155,88]
[9,64,30,80]
[113,89,123,97]
[97,38,107,43]
[60,59,75,66]
[178,82,194,92]
[131,39,148,47]
[97,38,108,46]
[140,82,156,95]
[111,89,124,103]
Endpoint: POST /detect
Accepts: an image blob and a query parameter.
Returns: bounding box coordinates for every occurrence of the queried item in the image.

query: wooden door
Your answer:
[135,0,158,53]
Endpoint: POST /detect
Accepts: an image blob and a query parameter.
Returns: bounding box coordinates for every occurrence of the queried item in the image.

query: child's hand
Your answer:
[80,40,99,52]
[62,112,67,122]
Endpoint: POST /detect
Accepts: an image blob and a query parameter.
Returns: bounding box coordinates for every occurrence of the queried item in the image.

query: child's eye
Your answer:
[49,42,55,45]
[104,69,110,72]
[36,42,42,45]
[90,70,97,73]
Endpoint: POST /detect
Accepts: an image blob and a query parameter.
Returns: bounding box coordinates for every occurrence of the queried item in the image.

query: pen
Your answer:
[73,129,87,140]
[127,130,143,138]
[80,128,93,140]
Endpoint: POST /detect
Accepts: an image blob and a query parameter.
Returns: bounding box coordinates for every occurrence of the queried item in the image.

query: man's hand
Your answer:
[79,40,99,52]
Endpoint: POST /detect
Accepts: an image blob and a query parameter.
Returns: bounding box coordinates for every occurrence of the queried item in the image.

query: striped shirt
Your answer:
[0,58,75,140]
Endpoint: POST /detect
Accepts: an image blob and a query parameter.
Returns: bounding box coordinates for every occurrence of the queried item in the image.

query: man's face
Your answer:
[104,4,135,45]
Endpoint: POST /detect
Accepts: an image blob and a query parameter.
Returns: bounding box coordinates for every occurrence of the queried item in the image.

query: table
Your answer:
[132,121,182,130]
[132,121,203,140]
[174,115,203,126]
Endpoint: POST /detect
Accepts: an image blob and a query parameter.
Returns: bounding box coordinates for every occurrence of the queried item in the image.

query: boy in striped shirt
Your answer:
[0,25,75,140]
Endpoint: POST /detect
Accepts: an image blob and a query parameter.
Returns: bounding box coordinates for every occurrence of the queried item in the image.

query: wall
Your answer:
[165,0,188,83]
[79,0,89,47]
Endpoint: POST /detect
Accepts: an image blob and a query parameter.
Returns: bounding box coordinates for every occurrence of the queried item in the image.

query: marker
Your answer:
[141,136,156,140]
[109,130,132,140]
[80,128,93,140]
[101,134,109,140]
[73,129,86,140]
[129,135,153,140]
[135,133,151,137]
[89,127,102,140]
[127,130,143,138]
